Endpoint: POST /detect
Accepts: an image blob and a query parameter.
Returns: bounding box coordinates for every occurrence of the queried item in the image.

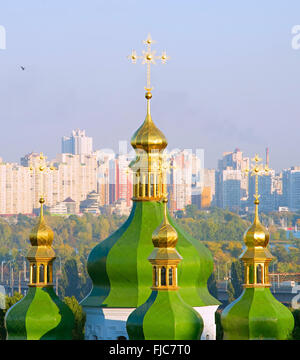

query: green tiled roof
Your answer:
[221,287,294,340]
[81,200,219,308]
[5,287,74,340]
[126,290,203,340]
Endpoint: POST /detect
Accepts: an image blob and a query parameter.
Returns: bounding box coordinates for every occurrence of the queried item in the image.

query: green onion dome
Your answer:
[5,198,75,340]
[5,287,75,340]
[221,287,294,340]
[221,198,294,340]
[81,198,219,309]
[126,198,203,340]
[126,291,203,340]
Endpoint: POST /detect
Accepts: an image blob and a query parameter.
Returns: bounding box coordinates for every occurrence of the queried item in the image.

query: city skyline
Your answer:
[0,1,300,171]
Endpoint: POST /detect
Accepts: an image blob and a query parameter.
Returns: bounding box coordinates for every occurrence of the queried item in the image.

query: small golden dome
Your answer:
[131,93,168,152]
[243,200,269,248]
[152,199,178,248]
[29,198,54,247]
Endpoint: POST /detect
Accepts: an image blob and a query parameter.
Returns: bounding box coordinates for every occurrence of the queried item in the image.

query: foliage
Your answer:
[291,308,300,340]
[0,292,24,340]
[215,310,223,340]
[226,281,235,304]
[207,273,218,299]
[230,260,244,299]
[63,296,86,340]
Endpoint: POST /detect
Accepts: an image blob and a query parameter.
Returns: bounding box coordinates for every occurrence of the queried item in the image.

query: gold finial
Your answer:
[128,34,169,94]
[244,153,270,215]
[243,153,271,245]
[241,154,273,288]
[29,153,56,203]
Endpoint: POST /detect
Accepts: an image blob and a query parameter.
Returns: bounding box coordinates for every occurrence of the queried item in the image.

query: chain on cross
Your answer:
[128,34,169,92]
[244,154,270,202]
[29,152,56,202]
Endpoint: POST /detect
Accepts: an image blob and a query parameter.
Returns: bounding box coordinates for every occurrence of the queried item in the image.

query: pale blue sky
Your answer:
[0,1,299,170]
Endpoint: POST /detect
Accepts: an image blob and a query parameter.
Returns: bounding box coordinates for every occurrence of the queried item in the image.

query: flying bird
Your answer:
[19,66,25,71]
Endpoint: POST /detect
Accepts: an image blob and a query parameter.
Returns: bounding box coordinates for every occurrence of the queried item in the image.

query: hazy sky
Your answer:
[0,1,300,171]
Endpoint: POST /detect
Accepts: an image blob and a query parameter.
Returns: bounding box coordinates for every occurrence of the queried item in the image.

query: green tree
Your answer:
[230,260,244,299]
[215,310,223,340]
[292,308,300,340]
[207,273,218,299]
[63,296,86,340]
[0,292,24,340]
[226,281,235,304]
[58,258,81,300]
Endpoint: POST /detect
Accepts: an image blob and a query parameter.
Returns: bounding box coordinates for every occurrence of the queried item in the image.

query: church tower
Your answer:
[81,35,219,340]
[221,155,294,339]
[5,197,74,340]
[126,198,203,340]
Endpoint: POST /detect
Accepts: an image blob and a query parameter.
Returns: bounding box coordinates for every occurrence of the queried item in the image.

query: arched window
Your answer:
[39,264,44,284]
[161,267,166,286]
[169,268,173,286]
[32,264,37,284]
[256,264,262,284]
[46,265,50,284]
[154,266,158,287]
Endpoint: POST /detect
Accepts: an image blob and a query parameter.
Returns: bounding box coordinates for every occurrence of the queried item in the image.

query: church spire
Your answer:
[28,197,55,286]
[129,35,169,201]
[241,154,272,287]
[221,154,294,340]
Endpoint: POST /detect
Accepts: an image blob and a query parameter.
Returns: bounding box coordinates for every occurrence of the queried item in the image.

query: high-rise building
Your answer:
[282,167,300,211]
[62,129,93,155]
[0,163,32,214]
[216,168,242,212]
[169,150,193,211]
[218,148,249,199]
[55,153,97,211]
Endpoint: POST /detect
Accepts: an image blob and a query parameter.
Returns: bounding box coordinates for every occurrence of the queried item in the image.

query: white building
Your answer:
[62,129,93,155]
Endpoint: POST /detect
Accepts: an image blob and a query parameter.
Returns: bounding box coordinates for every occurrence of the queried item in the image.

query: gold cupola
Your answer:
[131,92,168,152]
[27,197,56,287]
[148,198,182,290]
[243,198,270,248]
[240,155,273,288]
[128,34,170,202]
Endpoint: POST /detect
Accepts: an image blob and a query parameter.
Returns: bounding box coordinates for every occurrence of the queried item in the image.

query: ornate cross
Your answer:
[29,152,56,203]
[128,34,169,92]
[244,154,270,202]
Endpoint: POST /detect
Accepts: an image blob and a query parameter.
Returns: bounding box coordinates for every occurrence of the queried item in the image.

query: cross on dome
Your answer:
[128,34,169,92]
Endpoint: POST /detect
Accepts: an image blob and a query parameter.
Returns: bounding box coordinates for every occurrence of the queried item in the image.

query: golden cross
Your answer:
[244,154,270,202]
[29,152,56,202]
[128,34,169,92]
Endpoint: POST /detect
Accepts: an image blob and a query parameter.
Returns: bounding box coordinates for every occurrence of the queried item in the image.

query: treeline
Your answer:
[0,205,299,305]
